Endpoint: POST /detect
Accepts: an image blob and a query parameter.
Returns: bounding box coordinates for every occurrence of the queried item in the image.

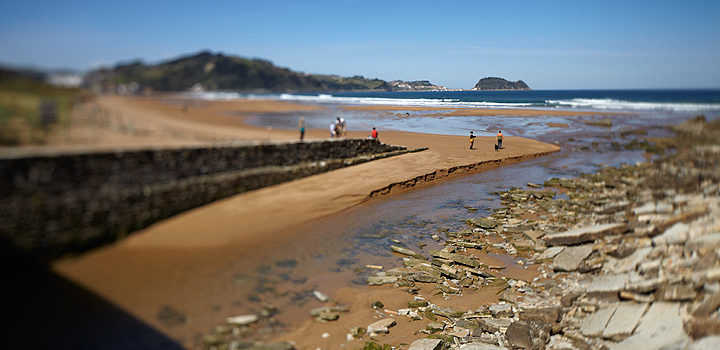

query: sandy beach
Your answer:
[34,95,567,348]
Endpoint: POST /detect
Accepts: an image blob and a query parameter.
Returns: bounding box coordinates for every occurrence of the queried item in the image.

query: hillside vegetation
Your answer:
[85,51,396,93]
[0,69,88,145]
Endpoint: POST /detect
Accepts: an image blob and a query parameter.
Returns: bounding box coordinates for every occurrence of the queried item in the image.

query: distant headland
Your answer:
[472,77,531,91]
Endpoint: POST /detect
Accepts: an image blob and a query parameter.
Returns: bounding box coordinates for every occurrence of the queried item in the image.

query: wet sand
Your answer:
[48,96,560,348]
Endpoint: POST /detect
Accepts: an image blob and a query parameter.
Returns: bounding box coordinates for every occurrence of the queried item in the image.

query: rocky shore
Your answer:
[204,117,720,350]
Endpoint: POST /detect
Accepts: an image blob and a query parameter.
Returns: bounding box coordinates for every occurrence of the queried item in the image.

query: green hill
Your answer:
[85,51,393,93]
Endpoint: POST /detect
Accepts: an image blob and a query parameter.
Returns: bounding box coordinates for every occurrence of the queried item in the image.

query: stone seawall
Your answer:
[0,139,409,261]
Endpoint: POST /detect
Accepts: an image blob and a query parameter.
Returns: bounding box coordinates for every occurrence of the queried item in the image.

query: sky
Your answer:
[1,0,719,89]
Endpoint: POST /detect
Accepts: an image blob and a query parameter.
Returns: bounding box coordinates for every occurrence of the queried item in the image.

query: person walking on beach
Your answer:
[371,127,378,140]
[497,130,504,149]
[468,131,476,149]
[330,120,337,138]
[298,117,305,140]
[337,117,346,137]
[334,120,342,138]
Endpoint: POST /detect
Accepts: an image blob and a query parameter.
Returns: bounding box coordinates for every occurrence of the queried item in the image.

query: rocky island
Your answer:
[473,77,531,91]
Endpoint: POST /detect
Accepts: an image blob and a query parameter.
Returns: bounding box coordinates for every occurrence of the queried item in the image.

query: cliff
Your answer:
[473,77,530,91]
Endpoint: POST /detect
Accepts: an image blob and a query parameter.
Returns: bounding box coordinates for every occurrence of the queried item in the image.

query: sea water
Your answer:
[195,89,720,137]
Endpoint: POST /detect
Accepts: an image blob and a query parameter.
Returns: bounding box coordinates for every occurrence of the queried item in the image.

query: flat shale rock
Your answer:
[602,302,648,341]
[544,223,627,246]
[686,232,720,254]
[505,319,551,350]
[368,276,398,285]
[686,336,720,350]
[467,218,499,229]
[226,314,259,326]
[431,306,465,318]
[478,318,513,333]
[432,250,481,268]
[408,338,444,350]
[585,273,629,295]
[610,302,689,350]
[633,202,673,216]
[426,322,445,333]
[581,305,617,337]
[386,267,416,277]
[657,284,697,301]
[691,291,720,317]
[247,342,295,350]
[553,244,593,272]
[489,304,513,317]
[457,343,507,350]
[412,272,440,283]
[537,246,565,260]
[367,318,397,334]
[518,306,561,324]
[652,222,689,245]
[392,245,427,259]
[606,247,651,274]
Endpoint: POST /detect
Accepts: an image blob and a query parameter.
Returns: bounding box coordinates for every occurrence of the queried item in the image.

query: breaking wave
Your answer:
[190,92,720,113]
[191,92,537,109]
[547,98,720,112]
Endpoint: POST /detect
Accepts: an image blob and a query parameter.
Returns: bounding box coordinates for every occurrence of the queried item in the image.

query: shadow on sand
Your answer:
[2,240,184,350]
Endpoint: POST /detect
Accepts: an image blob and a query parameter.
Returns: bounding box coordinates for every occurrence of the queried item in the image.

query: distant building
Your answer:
[47,73,83,87]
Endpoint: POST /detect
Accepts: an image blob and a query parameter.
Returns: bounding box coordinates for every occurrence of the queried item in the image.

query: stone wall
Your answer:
[0,139,408,261]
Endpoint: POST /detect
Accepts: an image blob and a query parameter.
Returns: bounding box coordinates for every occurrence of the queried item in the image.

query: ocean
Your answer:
[193,89,720,137]
[196,89,720,113]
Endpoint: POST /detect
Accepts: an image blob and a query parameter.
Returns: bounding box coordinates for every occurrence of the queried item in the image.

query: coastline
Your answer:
[13,94,715,349]
[39,95,563,348]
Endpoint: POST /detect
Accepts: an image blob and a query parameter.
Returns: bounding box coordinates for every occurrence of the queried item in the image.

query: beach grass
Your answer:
[0,72,89,145]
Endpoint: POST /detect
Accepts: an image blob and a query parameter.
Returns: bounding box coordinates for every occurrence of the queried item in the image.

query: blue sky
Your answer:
[1,0,719,89]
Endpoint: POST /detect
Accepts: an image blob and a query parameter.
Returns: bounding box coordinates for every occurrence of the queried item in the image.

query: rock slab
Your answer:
[408,338,444,350]
[457,343,507,350]
[367,318,397,334]
[581,305,617,337]
[602,302,648,341]
[553,244,593,272]
[545,223,627,246]
[505,319,551,350]
[610,302,689,350]
[226,314,259,326]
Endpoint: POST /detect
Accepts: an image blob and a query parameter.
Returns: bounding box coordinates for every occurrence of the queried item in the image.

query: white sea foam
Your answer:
[190,92,720,112]
[547,98,720,112]
[192,92,536,109]
[276,93,540,108]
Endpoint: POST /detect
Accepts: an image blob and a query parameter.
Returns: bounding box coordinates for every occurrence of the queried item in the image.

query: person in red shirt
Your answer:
[371,127,378,140]
[497,130,504,149]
